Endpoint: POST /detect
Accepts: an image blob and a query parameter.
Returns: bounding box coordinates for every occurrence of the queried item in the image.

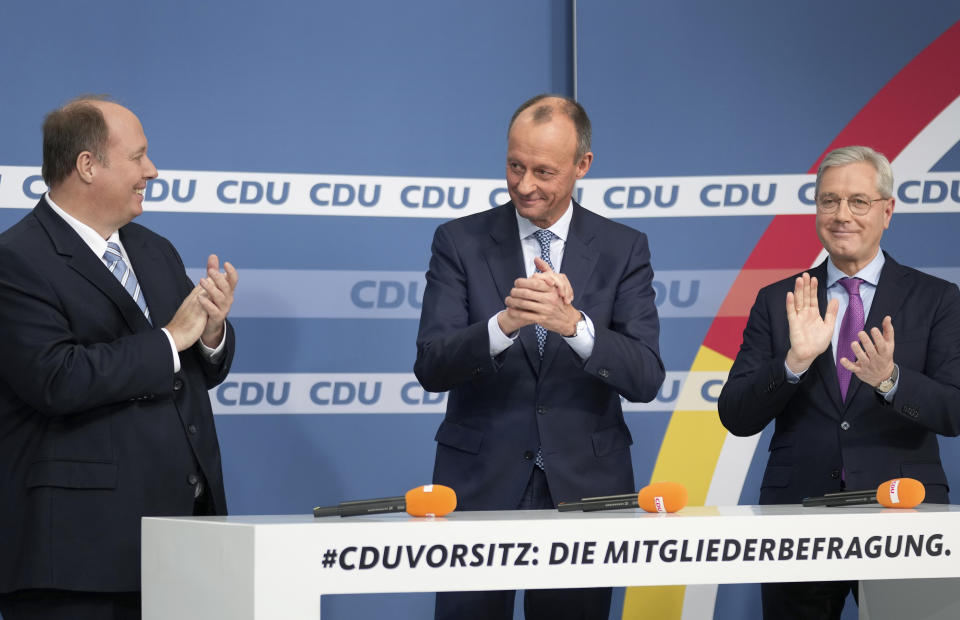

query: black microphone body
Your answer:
[313,496,407,517]
[558,492,639,512]
[802,492,878,507]
[582,498,639,512]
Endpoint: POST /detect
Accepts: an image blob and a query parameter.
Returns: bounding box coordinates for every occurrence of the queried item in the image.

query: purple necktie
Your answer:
[836,277,864,401]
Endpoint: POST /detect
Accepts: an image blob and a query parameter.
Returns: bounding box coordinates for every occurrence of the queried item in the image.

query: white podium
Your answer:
[142,504,960,619]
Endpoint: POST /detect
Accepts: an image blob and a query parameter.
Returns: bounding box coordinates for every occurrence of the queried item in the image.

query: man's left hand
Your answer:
[198,254,238,348]
[506,259,579,336]
[530,257,574,304]
[838,314,896,388]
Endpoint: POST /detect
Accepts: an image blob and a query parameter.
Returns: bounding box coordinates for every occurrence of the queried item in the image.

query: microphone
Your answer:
[557,482,688,513]
[313,484,457,518]
[557,492,637,512]
[638,481,688,513]
[802,477,925,508]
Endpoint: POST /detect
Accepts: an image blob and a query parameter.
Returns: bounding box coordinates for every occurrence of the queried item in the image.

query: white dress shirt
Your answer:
[487,201,596,360]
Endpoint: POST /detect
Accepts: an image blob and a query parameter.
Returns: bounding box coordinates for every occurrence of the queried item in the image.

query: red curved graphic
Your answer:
[703,19,960,360]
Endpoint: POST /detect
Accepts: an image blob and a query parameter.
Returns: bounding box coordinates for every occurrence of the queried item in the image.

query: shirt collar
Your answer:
[826,249,885,288]
[515,199,574,241]
[44,193,119,260]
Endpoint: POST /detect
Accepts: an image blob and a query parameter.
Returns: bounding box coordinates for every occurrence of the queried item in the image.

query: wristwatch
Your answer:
[567,313,587,338]
[876,364,899,394]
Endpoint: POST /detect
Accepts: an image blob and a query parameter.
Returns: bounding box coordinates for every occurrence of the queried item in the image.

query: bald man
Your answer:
[0,96,237,619]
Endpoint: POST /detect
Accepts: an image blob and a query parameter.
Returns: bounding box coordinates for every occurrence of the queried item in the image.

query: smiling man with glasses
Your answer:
[718,145,960,619]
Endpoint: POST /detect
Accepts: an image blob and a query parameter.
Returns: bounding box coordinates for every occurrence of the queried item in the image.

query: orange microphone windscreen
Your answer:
[405,484,457,517]
[876,477,925,508]
[638,481,688,513]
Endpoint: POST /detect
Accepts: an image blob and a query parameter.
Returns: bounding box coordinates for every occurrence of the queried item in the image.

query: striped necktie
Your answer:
[103,241,151,324]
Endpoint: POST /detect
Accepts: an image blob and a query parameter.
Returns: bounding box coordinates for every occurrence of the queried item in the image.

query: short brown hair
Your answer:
[42,95,112,188]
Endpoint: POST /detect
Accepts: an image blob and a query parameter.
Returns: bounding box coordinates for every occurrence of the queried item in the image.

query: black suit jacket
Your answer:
[718,254,960,504]
[414,202,664,510]
[0,198,234,592]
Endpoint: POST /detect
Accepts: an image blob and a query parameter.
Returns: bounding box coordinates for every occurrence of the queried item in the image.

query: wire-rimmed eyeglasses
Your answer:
[815,194,888,215]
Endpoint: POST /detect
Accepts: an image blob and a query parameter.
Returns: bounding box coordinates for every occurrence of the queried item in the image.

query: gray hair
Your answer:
[815,145,894,199]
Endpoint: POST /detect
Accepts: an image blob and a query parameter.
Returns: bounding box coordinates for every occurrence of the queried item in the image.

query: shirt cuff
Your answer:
[198,330,227,363]
[161,328,181,373]
[488,312,517,357]
[784,361,805,384]
[563,312,595,360]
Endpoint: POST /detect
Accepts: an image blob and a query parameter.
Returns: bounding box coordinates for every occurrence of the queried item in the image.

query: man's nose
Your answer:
[143,155,158,179]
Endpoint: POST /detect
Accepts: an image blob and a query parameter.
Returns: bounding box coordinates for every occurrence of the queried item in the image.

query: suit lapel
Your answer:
[35,200,151,333]
[809,260,845,415]
[845,253,908,409]
[482,204,540,372]
[863,253,907,329]
[120,226,175,326]
[540,203,599,376]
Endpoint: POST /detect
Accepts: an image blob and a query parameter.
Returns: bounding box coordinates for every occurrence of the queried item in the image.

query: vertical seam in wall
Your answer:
[571,0,578,100]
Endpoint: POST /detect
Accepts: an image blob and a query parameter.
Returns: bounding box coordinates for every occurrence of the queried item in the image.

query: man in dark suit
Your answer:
[0,96,237,619]
[415,94,665,620]
[718,145,960,619]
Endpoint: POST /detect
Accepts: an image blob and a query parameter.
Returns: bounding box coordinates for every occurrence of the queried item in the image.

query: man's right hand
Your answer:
[784,272,839,374]
[165,286,209,352]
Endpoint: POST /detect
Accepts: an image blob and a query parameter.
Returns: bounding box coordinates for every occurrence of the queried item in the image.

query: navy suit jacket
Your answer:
[718,254,960,505]
[414,202,664,510]
[0,199,234,592]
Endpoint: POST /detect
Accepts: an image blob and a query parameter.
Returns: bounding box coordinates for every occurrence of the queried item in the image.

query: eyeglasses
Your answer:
[816,194,887,215]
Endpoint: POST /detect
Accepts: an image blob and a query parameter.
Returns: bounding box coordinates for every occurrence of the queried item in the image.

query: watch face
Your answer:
[877,366,898,393]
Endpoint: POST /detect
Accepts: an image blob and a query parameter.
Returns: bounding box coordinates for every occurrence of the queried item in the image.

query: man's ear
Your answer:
[76,151,96,184]
[575,151,593,179]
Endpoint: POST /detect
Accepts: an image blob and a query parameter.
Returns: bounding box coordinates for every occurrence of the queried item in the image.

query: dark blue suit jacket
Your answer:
[0,199,234,592]
[719,254,960,504]
[414,202,664,510]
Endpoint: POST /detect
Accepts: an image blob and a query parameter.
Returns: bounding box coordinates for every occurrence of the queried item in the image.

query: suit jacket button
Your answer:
[188,424,198,435]
[472,367,482,376]
[188,473,199,485]
[831,470,840,479]
[523,451,534,460]
[173,378,184,391]
[537,405,548,415]
[598,368,610,378]
[840,421,850,431]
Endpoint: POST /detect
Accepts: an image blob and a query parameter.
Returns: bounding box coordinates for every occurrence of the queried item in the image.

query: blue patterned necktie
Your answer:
[532,229,557,357]
[531,228,557,470]
[103,241,152,324]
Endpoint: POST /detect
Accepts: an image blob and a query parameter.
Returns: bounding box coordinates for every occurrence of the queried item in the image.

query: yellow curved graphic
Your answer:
[621,345,734,619]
